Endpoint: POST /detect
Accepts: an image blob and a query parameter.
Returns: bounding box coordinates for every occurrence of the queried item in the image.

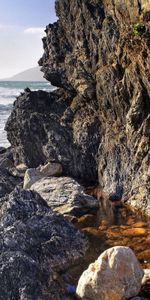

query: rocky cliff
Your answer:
[6,0,150,214]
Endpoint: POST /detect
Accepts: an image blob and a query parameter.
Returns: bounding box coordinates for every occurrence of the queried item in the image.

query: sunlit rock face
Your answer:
[6,0,150,214]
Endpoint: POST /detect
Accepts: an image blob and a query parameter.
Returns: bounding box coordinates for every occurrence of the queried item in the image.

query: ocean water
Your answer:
[0,81,54,148]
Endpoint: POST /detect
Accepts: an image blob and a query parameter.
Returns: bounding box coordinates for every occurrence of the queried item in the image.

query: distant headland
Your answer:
[0,66,47,82]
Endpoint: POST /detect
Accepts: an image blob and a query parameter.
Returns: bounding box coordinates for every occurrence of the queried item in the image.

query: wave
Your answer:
[0,103,13,111]
[0,82,55,99]
[0,87,22,98]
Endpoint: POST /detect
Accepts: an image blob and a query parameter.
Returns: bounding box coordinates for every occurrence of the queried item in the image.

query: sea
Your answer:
[0,81,54,148]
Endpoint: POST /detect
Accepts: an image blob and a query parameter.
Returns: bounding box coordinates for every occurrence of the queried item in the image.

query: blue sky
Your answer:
[0,0,57,78]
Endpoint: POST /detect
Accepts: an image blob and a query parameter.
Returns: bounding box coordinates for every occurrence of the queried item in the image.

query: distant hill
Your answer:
[2,67,46,82]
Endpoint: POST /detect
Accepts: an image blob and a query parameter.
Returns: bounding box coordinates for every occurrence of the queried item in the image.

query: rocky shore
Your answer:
[0,0,150,299]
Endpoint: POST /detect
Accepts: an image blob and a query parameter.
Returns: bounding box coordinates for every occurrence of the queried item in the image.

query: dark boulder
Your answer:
[0,188,88,299]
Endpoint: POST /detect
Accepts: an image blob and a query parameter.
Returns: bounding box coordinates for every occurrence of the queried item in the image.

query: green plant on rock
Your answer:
[133,23,146,36]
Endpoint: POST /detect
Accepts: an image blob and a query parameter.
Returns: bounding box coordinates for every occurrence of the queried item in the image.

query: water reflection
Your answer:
[68,186,150,287]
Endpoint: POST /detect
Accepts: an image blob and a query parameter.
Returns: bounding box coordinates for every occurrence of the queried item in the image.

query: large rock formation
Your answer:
[6,0,150,214]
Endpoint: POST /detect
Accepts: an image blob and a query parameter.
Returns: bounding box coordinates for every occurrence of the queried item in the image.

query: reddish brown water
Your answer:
[66,187,150,292]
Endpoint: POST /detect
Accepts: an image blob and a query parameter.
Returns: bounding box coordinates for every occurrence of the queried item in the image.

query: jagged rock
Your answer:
[6,88,100,185]
[30,176,99,216]
[0,188,88,299]
[23,162,63,189]
[0,170,21,199]
[0,147,6,154]
[6,0,150,214]
[76,246,144,300]
[0,148,22,198]
[23,168,42,189]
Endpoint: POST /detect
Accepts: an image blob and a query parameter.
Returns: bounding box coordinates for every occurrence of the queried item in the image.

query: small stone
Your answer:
[23,162,63,189]
[39,162,63,176]
[16,163,28,172]
[23,168,42,189]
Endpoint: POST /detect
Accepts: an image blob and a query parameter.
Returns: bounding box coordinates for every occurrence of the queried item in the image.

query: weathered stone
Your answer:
[38,162,63,177]
[11,163,28,178]
[16,163,28,172]
[0,188,88,299]
[76,246,144,300]
[23,168,42,189]
[30,176,99,216]
[23,162,63,189]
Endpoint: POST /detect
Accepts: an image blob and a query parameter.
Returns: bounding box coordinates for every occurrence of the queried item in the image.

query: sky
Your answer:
[0,0,57,78]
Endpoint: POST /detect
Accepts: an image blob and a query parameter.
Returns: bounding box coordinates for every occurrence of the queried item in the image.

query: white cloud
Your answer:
[0,26,44,78]
[24,27,45,35]
[0,24,13,30]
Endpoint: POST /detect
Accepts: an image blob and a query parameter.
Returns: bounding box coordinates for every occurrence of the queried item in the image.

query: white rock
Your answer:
[16,163,28,172]
[39,162,62,176]
[23,162,62,189]
[76,246,144,300]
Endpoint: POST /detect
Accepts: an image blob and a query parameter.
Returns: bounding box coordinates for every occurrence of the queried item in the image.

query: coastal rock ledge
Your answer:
[6,0,150,216]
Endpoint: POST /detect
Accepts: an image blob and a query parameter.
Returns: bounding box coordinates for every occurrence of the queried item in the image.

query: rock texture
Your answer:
[0,188,88,300]
[30,176,99,216]
[76,246,144,300]
[6,0,150,214]
[0,148,22,199]
[6,88,100,185]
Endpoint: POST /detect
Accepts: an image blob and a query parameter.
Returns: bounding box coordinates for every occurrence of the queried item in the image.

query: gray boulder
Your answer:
[0,188,88,299]
[30,176,99,216]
